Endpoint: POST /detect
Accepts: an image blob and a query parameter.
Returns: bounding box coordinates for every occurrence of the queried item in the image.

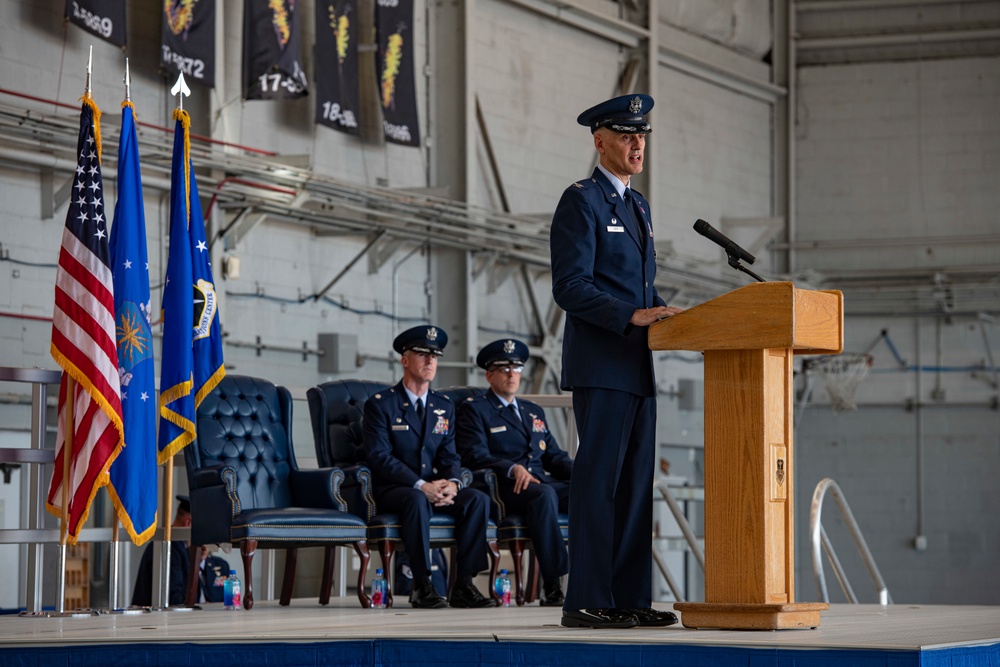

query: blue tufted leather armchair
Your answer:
[441,385,570,606]
[184,375,371,609]
[307,379,501,607]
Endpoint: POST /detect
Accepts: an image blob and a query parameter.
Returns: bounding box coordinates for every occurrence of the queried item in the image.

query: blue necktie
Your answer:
[624,188,647,250]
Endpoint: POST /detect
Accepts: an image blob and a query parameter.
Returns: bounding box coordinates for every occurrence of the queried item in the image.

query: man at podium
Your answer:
[550,93,681,629]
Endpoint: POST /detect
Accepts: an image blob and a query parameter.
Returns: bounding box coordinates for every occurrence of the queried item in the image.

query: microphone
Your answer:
[693,219,756,265]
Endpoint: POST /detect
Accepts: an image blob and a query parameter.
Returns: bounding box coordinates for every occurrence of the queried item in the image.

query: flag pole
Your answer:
[85,45,92,98]
[161,70,191,610]
[56,48,91,614]
[105,57,132,614]
[160,460,173,607]
[57,375,76,614]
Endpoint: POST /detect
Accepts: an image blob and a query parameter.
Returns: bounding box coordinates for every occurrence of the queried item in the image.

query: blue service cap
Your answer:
[393,325,448,356]
[577,94,654,134]
[176,495,190,513]
[476,338,529,370]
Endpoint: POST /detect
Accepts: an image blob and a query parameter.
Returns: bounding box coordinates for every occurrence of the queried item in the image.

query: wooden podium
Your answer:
[648,282,843,630]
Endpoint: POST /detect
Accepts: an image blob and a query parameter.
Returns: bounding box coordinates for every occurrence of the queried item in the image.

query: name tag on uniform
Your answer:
[606,226,624,232]
[490,426,507,433]
[392,424,409,431]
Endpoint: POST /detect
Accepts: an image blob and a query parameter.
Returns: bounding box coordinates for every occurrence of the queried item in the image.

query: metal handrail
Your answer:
[810,478,892,605]
[652,481,706,601]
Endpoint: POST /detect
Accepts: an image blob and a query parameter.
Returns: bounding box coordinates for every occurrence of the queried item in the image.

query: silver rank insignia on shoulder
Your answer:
[374,394,382,399]
[572,182,584,188]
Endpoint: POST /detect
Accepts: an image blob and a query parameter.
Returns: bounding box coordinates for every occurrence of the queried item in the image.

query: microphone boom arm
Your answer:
[727,252,766,283]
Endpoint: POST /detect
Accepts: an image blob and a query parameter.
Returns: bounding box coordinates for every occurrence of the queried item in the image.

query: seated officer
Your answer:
[456,339,572,606]
[363,324,495,609]
[131,495,229,606]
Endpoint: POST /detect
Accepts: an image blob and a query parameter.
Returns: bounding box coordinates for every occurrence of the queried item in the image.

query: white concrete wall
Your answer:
[796,57,1000,273]
[794,53,1000,604]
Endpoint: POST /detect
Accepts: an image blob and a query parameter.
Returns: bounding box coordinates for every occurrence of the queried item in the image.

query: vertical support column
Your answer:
[772,0,796,274]
[428,0,472,201]
[24,381,49,613]
[644,0,659,222]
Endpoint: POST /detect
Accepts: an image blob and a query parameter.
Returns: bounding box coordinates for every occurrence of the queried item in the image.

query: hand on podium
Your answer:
[630,306,682,327]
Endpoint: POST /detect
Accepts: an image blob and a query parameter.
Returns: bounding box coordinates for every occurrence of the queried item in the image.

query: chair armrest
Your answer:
[337,464,375,520]
[290,467,347,511]
[190,464,239,546]
[190,463,225,490]
[472,468,505,522]
[460,467,473,490]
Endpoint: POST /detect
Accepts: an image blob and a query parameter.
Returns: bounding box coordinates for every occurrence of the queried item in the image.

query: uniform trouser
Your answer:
[563,387,655,610]
[499,480,570,583]
[376,485,491,581]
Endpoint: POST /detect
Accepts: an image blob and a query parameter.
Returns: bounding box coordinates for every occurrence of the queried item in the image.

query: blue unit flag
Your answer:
[107,101,158,545]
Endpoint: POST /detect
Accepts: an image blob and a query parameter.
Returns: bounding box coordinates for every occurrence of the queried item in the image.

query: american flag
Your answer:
[46,98,125,543]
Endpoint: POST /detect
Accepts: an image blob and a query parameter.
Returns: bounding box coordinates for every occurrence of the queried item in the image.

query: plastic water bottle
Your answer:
[494,569,511,607]
[371,568,387,609]
[223,570,241,610]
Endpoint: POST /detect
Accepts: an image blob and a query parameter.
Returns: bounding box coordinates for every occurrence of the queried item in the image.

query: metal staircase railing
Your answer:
[810,478,892,605]
[652,480,705,602]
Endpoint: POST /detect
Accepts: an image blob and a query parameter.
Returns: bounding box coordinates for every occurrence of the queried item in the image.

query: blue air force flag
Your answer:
[107,102,157,546]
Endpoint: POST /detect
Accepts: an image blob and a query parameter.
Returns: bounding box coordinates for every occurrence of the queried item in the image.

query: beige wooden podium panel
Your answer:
[650,282,842,630]
[704,348,793,605]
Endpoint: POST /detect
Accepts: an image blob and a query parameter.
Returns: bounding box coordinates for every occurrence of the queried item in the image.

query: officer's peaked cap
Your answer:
[577,94,653,134]
[477,338,529,370]
[393,325,448,356]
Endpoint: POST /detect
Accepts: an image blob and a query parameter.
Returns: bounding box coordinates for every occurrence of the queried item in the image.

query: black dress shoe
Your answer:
[539,579,565,607]
[410,579,447,609]
[561,608,638,629]
[448,582,496,608]
[623,608,679,627]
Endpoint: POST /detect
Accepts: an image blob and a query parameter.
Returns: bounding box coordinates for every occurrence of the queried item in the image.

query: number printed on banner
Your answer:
[383,121,412,143]
[70,1,113,38]
[162,46,206,80]
[257,73,306,95]
[321,102,358,128]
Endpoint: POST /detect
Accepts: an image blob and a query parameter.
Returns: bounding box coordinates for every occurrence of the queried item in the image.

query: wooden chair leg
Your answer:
[448,546,458,597]
[354,541,371,608]
[279,547,297,606]
[509,539,526,606]
[487,539,502,604]
[525,550,540,604]
[240,540,257,610]
[319,546,335,605]
[378,541,395,608]
[184,543,201,607]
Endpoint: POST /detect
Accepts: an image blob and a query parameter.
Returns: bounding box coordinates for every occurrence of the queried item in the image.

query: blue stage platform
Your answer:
[2,601,998,666]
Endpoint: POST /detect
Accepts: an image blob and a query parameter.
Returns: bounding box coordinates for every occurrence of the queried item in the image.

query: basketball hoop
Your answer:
[807,353,873,412]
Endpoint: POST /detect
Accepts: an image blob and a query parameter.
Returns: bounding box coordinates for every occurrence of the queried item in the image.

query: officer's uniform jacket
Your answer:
[456,390,572,484]
[363,381,462,490]
[550,167,666,396]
